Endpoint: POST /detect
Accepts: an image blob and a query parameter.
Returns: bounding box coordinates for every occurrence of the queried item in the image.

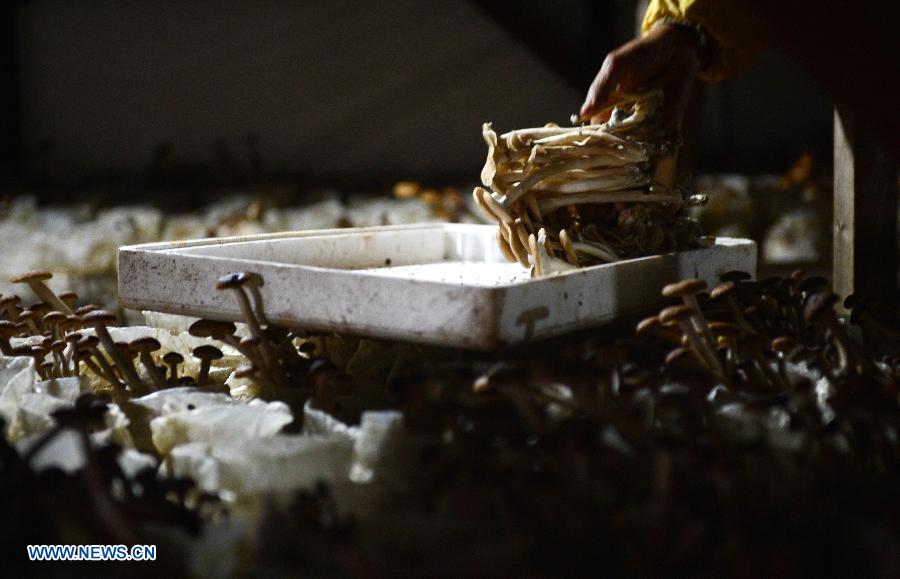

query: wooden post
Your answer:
[833,107,898,320]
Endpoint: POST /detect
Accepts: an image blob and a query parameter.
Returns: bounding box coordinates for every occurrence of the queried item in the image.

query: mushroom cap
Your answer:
[162,352,184,365]
[58,291,79,302]
[658,305,696,323]
[189,319,236,340]
[30,303,51,317]
[0,295,20,306]
[239,336,261,348]
[719,270,751,283]
[216,272,252,290]
[234,364,259,379]
[75,305,99,316]
[64,314,83,327]
[64,333,81,344]
[635,316,661,335]
[803,293,839,324]
[82,310,118,326]
[42,311,66,324]
[130,337,162,352]
[50,340,66,352]
[79,335,100,348]
[771,336,799,353]
[0,320,18,337]
[710,281,736,300]
[661,278,707,298]
[664,347,693,366]
[193,345,224,361]
[10,270,53,284]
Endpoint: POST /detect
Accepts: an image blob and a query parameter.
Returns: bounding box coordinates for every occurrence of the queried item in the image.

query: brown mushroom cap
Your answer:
[193,345,224,361]
[189,319,236,340]
[661,278,707,298]
[10,270,53,284]
[635,316,661,335]
[75,305,99,316]
[771,336,799,353]
[665,347,693,366]
[0,321,18,337]
[130,337,162,353]
[0,295,20,306]
[42,311,66,325]
[79,335,100,348]
[239,336,261,349]
[58,291,78,303]
[82,310,118,326]
[162,352,184,365]
[710,281,737,300]
[215,272,252,290]
[658,305,696,324]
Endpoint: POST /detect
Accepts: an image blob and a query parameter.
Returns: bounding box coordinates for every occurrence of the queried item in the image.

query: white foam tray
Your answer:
[118,223,756,350]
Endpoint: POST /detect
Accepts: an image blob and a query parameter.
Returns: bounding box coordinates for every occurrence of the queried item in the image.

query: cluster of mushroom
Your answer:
[192,272,347,411]
[637,271,896,389]
[0,270,226,393]
[473,91,705,276]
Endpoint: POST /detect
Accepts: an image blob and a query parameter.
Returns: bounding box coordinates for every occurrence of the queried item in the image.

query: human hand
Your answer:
[580,23,704,129]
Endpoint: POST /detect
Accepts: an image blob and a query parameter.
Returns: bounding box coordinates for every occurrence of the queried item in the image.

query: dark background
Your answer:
[0,0,832,196]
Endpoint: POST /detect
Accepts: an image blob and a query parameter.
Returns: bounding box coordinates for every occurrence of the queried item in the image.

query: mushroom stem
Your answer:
[80,355,111,383]
[198,359,212,385]
[139,352,166,390]
[78,340,121,386]
[244,274,270,326]
[93,326,145,393]
[24,281,72,315]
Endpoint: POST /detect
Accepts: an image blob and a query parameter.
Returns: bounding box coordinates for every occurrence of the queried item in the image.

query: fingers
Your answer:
[580,54,620,121]
[580,24,698,123]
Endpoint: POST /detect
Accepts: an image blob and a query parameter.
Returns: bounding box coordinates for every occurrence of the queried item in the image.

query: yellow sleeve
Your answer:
[642,0,766,83]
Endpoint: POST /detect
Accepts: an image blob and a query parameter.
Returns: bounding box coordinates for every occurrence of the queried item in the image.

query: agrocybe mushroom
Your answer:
[190,272,336,408]
[474,91,707,276]
[2,270,229,394]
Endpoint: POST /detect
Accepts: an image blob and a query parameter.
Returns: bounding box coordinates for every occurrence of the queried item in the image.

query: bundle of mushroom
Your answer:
[473,91,706,276]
